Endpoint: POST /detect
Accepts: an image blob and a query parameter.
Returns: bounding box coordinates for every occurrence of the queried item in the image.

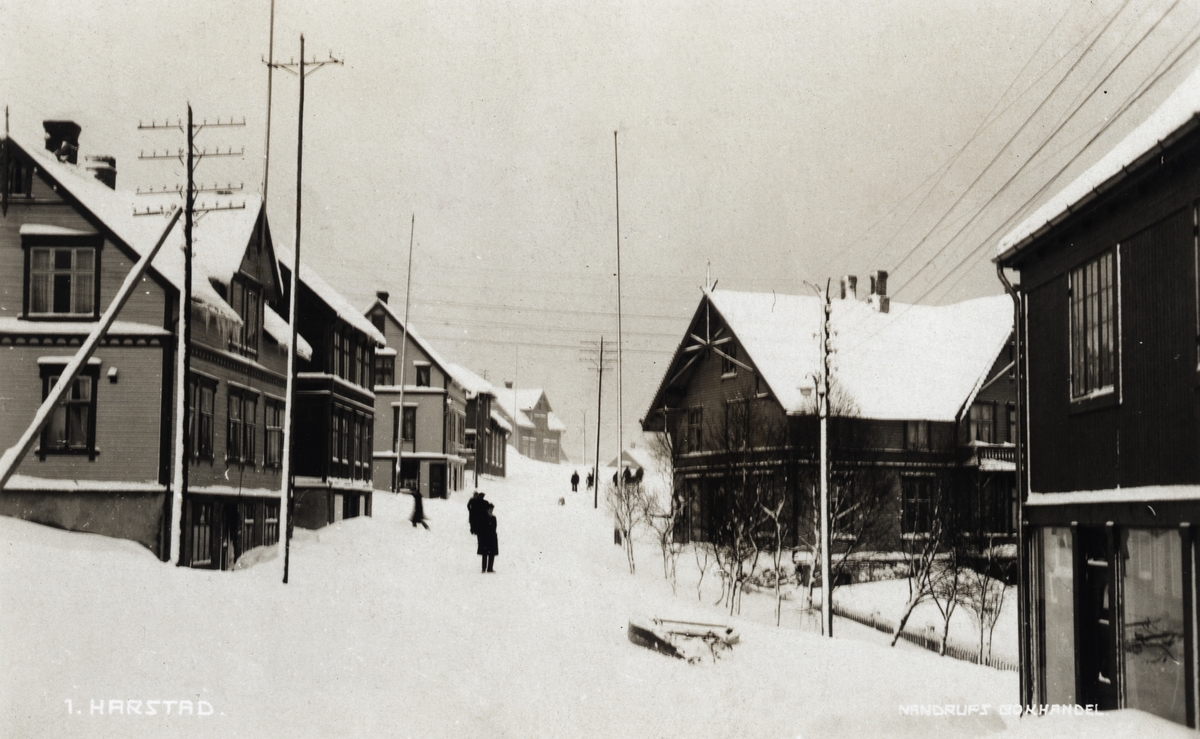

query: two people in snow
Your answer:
[468,491,498,573]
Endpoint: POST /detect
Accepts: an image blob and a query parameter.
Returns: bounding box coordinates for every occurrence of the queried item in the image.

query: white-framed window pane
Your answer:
[1122,528,1186,725]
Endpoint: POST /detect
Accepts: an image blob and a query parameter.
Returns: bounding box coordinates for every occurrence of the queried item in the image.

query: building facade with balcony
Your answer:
[640,278,1016,567]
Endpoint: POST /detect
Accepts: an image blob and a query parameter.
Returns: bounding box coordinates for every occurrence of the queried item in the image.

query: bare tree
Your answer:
[606,474,647,574]
[643,432,683,593]
[891,477,951,647]
[962,540,1012,665]
[761,495,788,626]
[930,528,968,656]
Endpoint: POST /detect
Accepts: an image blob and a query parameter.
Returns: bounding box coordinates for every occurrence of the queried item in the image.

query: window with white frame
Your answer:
[39,364,99,457]
[968,402,995,443]
[1069,249,1117,399]
[27,244,98,317]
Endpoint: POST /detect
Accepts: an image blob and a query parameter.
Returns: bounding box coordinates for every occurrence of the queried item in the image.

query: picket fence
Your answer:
[831,602,1018,672]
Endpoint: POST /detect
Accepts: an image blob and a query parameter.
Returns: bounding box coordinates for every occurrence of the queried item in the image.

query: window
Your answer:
[358,344,370,387]
[416,364,431,387]
[374,354,394,387]
[904,420,929,451]
[186,374,217,461]
[721,342,738,376]
[27,245,97,317]
[968,402,995,443]
[342,333,352,380]
[348,337,359,386]
[7,154,31,196]
[229,277,262,356]
[1006,403,1017,444]
[226,388,258,465]
[402,406,416,442]
[1070,250,1117,399]
[263,500,280,544]
[371,313,385,334]
[901,476,935,535]
[544,438,558,460]
[264,399,284,467]
[686,407,703,452]
[332,328,344,379]
[1041,527,1076,705]
[39,364,99,457]
[726,398,749,450]
[189,499,214,567]
[1121,528,1186,724]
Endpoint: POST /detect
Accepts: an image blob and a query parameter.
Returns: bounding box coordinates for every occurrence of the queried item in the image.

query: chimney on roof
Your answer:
[85,155,116,189]
[43,120,81,165]
[504,381,513,389]
[840,275,857,300]
[376,290,390,304]
[868,270,890,313]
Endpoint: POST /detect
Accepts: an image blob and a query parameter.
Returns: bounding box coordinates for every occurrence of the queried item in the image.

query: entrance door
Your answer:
[1076,526,1120,710]
[430,463,446,499]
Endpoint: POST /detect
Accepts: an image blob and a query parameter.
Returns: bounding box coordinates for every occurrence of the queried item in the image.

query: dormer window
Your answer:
[24,238,101,319]
[229,276,262,357]
[416,364,431,387]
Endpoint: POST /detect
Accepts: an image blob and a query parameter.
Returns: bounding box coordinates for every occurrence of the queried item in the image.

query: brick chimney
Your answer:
[43,120,81,165]
[504,381,513,389]
[840,275,857,300]
[376,290,390,304]
[868,270,890,313]
[85,155,116,189]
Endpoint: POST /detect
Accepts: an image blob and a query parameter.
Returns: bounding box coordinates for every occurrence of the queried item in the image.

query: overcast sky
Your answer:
[3,0,1197,462]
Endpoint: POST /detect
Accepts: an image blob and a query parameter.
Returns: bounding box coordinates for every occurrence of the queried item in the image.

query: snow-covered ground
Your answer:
[0,454,1188,738]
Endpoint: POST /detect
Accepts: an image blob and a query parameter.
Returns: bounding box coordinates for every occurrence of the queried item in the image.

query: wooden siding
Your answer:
[0,344,167,483]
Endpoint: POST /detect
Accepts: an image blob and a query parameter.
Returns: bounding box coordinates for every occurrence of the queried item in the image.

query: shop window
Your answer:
[1121,528,1186,725]
[1041,527,1076,705]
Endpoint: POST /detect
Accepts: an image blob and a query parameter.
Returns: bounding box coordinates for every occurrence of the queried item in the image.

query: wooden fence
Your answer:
[831,602,1018,672]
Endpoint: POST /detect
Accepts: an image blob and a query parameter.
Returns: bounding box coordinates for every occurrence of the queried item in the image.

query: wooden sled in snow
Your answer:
[627,617,739,663]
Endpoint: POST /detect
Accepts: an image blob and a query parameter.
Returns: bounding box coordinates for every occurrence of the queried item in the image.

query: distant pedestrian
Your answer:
[477,502,498,573]
[612,471,619,486]
[468,490,487,534]
[570,470,580,492]
[586,471,594,490]
[410,489,429,529]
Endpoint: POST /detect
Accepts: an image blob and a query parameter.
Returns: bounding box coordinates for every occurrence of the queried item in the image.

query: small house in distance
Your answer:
[493,386,566,464]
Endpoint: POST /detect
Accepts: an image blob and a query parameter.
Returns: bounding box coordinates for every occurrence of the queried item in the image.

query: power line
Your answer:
[889,0,1141,291]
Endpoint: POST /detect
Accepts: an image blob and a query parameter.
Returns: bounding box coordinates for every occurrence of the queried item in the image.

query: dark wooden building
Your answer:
[996,70,1200,727]
[283,263,385,527]
[641,280,1016,571]
[494,387,566,464]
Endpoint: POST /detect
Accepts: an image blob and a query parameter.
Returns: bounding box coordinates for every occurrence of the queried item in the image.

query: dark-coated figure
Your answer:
[477,502,498,573]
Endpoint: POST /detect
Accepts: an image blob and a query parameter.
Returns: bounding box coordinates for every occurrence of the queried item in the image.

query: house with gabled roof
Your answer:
[364,293,472,497]
[640,276,1016,559]
[0,119,315,569]
[995,64,1200,725]
[493,387,566,464]
[444,362,509,480]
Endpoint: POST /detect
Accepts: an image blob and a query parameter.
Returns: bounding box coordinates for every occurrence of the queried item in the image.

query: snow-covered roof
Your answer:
[492,392,535,430]
[652,289,1013,423]
[9,132,241,322]
[281,250,385,345]
[490,410,513,434]
[545,412,566,433]
[998,64,1200,258]
[444,362,493,398]
[366,299,458,370]
[263,304,313,361]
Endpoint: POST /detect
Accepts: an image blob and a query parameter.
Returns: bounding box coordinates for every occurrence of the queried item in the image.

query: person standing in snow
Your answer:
[570,470,580,492]
[586,471,594,491]
[467,491,487,534]
[410,489,429,530]
[477,502,498,573]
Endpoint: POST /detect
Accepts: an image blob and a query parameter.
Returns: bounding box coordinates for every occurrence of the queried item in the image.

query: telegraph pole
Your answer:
[268,35,343,584]
[580,337,615,509]
[138,110,245,566]
[818,279,833,638]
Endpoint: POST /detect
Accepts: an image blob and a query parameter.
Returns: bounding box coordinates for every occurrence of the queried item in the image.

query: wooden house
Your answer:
[995,66,1200,726]
[281,263,385,527]
[493,387,566,464]
[364,295,471,497]
[640,278,1016,565]
[444,362,509,479]
[0,120,309,569]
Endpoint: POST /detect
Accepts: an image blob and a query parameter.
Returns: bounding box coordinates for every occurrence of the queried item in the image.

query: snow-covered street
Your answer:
[1,456,1182,738]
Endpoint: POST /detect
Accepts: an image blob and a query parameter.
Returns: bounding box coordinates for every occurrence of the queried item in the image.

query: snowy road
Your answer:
[0,455,1081,738]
